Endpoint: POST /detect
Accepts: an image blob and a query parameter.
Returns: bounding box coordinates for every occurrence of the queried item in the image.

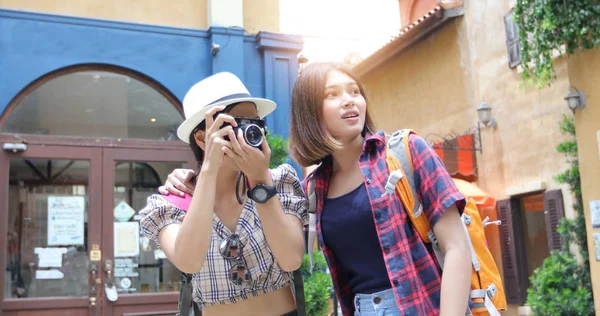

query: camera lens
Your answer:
[243,124,263,147]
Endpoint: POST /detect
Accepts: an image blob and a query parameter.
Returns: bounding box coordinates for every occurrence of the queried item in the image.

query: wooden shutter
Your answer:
[497,198,528,305]
[543,189,566,251]
[504,10,521,68]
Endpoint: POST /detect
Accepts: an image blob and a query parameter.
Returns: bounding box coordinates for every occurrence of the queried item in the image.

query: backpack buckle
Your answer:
[463,214,472,225]
[381,170,403,198]
[388,130,404,148]
[487,284,497,298]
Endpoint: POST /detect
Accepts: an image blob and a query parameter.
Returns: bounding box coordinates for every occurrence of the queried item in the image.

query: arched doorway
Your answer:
[0,65,195,316]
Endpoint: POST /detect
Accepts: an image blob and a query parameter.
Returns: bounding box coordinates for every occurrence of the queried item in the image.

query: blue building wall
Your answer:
[0,9,303,173]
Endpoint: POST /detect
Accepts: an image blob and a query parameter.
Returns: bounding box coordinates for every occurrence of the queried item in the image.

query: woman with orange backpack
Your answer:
[161,63,507,315]
[287,62,471,316]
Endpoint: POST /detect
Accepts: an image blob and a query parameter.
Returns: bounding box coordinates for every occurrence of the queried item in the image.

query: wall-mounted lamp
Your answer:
[298,53,308,74]
[564,86,585,114]
[211,42,221,56]
[298,54,308,64]
[477,101,497,128]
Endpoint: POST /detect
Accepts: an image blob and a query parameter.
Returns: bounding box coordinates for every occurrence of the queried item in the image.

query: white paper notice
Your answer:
[36,269,64,280]
[590,200,600,228]
[114,222,140,257]
[47,196,85,246]
[34,247,67,268]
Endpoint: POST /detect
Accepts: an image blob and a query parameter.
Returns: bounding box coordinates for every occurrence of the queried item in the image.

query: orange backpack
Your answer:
[383,129,507,316]
[306,129,507,316]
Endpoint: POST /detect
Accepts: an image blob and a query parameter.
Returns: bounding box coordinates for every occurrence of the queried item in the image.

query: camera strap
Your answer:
[235,172,248,205]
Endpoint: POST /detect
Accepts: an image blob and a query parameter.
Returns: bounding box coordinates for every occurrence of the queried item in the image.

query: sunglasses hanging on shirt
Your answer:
[219,233,252,286]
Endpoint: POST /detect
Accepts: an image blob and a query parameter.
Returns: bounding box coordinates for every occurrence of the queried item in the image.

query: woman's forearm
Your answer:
[255,197,304,271]
[439,247,472,316]
[251,174,304,272]
[173,168,217,273]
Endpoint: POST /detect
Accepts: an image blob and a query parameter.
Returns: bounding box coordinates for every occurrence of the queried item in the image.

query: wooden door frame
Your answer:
[0,144,103,315]
[1,134,194,315]
[100,147,195,316]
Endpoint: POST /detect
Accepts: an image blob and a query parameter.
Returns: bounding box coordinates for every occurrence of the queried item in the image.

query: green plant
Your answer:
[527,251,594,315]
[267,133,289,168]
[300,252,334,316]
[526,115,594,315]
[514,0,600,88]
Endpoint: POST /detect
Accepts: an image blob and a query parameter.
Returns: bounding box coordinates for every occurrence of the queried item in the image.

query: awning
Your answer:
[452,178,496,208]
[433,134,478,182]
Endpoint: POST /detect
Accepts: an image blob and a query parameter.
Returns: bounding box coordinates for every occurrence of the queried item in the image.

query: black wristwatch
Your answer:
[247,184,277,204]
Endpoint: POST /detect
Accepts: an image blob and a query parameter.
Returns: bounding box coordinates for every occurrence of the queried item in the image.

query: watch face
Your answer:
[254,188,268,202]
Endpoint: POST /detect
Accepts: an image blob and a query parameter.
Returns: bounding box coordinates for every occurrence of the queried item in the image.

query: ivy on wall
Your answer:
[514,0,600,88]
[526,116,594,315]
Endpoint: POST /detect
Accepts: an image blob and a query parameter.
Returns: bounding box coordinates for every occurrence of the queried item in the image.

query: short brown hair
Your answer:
[289,62,376,167]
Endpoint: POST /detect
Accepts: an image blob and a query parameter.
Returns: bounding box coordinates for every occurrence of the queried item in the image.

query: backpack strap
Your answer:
[384,130,429,235]
[386,130,475,316]
[306,175,317,273]
[292,269,307,316]
[178,272,201,316]
[470,285,501,316]
[384,129,444,266]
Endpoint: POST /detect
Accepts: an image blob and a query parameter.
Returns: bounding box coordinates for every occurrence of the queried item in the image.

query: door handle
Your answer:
[89,264,98,295]
[104,259,114,287]
[104,259,118,302]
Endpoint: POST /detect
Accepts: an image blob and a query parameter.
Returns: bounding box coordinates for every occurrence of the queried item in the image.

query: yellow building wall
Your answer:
[361,19,473,137]
[569,48,600,315]
[243,0,280,33]
[0,0,208,29]
[360,1,575,314]
[0,0,280,33]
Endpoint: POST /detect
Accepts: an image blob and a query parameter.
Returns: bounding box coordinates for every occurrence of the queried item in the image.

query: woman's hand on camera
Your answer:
[202,106,238,172]
[223,128,272,185]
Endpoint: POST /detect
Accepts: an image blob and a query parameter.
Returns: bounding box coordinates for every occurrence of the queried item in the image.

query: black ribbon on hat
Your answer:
[206,93,253,107]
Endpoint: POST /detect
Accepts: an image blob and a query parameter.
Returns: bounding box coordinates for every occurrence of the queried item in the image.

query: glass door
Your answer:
[0,144,103,316]
[101,147,195,316]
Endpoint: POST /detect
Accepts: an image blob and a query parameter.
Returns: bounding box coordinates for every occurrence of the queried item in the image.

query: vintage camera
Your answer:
[223,117,266,149]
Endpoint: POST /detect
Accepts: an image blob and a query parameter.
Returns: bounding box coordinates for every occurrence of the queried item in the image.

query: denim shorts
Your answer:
[353,288,401,316]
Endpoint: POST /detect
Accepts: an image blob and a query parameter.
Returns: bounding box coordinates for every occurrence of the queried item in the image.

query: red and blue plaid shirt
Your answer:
[304,131,465,315]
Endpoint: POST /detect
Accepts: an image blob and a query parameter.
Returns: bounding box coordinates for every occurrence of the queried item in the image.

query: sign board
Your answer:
[114,201,136,222]
[47,196,85,246]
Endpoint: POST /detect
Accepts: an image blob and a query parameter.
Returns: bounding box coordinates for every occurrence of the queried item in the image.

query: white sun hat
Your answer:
[176,72,277,143]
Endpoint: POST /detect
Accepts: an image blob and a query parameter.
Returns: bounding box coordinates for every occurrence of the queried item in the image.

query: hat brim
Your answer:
[177,97,277,143]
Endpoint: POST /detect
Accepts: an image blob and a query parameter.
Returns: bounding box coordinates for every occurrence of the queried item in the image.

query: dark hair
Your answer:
[288,62,376,167]
[188,124,205,167]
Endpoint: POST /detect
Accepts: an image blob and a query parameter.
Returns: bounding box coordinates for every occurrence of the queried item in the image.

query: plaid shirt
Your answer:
[139,164,308,307]
[305,131,465,315]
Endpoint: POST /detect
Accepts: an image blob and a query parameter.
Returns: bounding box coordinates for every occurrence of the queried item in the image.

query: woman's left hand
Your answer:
[223,129,272,185]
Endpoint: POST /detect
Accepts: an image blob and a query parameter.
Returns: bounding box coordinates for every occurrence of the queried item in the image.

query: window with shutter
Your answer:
[543,189,566,251]
[504,10,521,68]
[497,198,528,305]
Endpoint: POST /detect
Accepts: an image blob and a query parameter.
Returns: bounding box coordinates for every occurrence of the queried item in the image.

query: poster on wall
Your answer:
[47,196,85,246]
[590,200,600,228]
[114,222,140,257]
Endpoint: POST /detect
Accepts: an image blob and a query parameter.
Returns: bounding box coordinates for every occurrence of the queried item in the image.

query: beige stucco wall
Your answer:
[243,0,280,33]
[0,0,280,33]
[569,48,600,315]
[0,0,208,29]
[361,18,474,138]
[462,1,574,311]
[360,1,576,314]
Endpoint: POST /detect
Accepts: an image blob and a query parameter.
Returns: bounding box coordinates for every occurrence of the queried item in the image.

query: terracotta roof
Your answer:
[352,3,464,77]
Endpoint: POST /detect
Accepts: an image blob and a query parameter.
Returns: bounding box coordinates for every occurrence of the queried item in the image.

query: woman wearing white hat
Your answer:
[139,72,308,316]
